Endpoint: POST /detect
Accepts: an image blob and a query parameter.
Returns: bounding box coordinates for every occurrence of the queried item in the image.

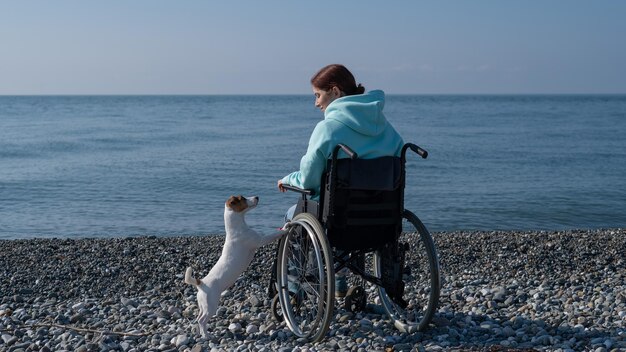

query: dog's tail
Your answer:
[184,267,201,286]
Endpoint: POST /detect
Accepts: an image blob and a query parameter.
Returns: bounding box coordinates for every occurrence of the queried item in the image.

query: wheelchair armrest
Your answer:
[282,184,315,196]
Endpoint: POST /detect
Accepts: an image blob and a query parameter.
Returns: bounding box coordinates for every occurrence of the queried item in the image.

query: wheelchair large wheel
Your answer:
[276,213,335,342]
[374,210,440,333]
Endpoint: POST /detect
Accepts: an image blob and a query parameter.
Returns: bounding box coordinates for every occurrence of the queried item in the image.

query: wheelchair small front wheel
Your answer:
[374,210,440,333]
[275,213,335,342]
[271,294,283,322]
[344,285,366,312]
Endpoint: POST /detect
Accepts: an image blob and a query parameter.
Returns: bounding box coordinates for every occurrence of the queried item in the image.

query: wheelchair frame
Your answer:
[272,143,440,342]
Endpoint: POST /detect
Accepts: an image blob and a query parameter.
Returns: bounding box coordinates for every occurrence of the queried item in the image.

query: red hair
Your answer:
[311,64,365,96]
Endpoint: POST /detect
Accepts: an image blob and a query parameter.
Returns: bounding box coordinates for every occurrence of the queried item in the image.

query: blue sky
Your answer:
[1,1,625,94]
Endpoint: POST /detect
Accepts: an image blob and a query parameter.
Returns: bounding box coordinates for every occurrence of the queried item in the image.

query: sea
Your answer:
[1,95,625,240]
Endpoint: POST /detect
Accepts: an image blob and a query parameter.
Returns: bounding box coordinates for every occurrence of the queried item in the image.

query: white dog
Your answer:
[184,195,287,337]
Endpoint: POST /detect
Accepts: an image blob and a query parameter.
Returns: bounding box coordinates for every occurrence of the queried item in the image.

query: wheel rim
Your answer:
[277,215,334,341]
[374,211,440,333]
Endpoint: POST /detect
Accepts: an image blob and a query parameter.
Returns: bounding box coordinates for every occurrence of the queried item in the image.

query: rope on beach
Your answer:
[1,323,153,337]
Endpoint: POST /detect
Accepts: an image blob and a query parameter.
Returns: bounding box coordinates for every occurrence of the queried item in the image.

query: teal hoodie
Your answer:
[281,90,404,199]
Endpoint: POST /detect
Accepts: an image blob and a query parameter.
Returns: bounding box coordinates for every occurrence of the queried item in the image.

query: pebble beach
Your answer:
[1,229,625,352]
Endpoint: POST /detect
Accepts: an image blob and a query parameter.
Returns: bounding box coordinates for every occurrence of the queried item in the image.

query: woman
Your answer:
[277,64,405,297]
[278,64,405,199]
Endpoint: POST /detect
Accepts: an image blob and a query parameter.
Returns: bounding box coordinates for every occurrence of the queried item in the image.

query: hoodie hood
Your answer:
[324,90,387,137]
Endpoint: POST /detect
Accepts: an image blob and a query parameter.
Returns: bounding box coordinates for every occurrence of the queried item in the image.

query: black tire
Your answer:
[275,213,335,342]
[374,210,440,333]
[271,294,283,322]
[344,286,366,312]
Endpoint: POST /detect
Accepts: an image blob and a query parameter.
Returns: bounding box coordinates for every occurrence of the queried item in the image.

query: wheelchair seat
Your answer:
[319,156,403,251]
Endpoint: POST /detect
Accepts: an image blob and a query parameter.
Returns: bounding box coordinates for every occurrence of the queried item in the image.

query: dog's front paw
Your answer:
[281,222,296,231]
[276,222,293,236]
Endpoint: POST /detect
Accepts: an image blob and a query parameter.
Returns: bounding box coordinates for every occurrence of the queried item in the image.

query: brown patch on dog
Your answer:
[226,195,248,212]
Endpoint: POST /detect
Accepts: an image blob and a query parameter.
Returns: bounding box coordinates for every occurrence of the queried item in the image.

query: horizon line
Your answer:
[2,92,626,97]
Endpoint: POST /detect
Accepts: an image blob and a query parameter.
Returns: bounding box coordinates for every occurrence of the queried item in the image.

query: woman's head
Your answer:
[311,64,365,111]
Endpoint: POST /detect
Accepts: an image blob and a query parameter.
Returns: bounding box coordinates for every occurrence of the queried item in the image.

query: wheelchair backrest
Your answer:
[320,156,404,251]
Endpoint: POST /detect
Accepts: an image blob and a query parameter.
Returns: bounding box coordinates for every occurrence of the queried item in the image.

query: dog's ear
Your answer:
[226,195,247,212]
[226,196,237,207]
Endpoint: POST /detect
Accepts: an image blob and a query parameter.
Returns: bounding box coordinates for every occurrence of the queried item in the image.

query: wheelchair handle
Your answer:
[281,184,315,196]
[403,143,428,159]
[335,144,358,160]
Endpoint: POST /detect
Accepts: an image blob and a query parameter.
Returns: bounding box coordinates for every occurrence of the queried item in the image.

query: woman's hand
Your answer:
[277,180,286,192]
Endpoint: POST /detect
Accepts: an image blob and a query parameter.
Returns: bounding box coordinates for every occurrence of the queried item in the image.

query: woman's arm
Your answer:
[279,122,332,192]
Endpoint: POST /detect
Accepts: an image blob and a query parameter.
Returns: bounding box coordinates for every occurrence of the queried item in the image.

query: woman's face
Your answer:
[313,86,342,112]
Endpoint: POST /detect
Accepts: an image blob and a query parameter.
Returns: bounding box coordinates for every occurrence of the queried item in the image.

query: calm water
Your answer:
[1,95,625,239]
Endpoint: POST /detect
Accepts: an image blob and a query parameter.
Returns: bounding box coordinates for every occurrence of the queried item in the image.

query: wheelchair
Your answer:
[269,143,440,342]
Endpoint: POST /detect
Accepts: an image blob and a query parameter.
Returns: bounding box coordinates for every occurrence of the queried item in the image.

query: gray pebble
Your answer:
[174,334,189,347]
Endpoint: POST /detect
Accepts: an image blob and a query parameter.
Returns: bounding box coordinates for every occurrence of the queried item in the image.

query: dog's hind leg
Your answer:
[206,294,218,319]
[193,307,207,337]
[197,312,210,338]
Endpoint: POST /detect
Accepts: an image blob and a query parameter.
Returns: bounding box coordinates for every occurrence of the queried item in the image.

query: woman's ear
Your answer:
[331,86,345,98]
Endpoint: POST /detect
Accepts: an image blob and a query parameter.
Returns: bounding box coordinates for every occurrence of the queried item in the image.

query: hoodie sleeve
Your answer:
[281,121,332,194]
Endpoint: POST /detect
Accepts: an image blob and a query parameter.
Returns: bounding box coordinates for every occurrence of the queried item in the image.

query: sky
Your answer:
[1,1,625,95]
